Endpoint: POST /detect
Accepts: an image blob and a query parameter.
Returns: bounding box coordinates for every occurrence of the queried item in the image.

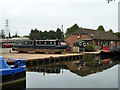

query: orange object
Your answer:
[102,46,110,51]
[102,59,110,64]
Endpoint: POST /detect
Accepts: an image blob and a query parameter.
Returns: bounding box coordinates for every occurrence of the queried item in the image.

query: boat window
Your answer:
[37,41,41,44]
[15,42,19,44]
[45,42,47,44]
[50,41,54,44]
[24,41,28,44]
[28,41,33,44]
[22,41,33,45]
[41,41,44,44]
[46,41,50,44]
[37,41,54,45]
[21,41,24,44]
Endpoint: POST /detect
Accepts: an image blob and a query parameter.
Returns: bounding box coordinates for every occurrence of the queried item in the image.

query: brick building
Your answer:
[65,28,120,50]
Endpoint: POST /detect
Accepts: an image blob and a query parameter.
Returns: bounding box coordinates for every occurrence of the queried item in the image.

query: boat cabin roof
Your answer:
[0,56,10,69]
[35,39,59,41]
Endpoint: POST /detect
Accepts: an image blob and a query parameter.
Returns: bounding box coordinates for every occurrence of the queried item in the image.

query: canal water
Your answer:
[2,55,119,88]
[26,55,119,88]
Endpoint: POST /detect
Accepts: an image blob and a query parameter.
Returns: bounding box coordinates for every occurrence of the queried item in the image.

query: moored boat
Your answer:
[0,56,26,85]
[100,46,120,55]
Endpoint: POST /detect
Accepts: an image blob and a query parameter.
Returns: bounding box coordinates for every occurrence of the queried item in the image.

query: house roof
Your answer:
[72,28,120,40]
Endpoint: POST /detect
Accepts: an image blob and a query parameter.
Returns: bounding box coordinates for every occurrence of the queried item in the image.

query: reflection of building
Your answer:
[65,28,120,50]
[27,56,118,77]
[67,58,117,77]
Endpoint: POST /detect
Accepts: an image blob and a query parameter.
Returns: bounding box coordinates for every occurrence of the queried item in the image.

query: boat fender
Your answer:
[83,43,86,47]
[79,42,82,46]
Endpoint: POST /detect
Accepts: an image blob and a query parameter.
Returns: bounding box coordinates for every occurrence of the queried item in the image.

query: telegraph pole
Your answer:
[61,25,64,41]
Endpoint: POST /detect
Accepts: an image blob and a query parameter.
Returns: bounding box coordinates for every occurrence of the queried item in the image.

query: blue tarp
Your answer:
[0,56,26,76]
[0,56,10,69]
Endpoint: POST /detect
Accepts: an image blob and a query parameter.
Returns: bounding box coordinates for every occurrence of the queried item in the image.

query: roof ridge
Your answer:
[82,28,87,34]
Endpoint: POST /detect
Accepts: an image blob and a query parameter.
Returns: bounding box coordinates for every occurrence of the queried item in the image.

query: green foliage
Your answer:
[29,28,41,40]
[115,32,120,37]
[9,32,11,38]
[12,33,20,38]
[0,30,5,39]
[108,29,114,34]
[97,25,105,31]
[85,44,94,52]
[56,28,62,39]
[29,28,64,40]
[23,35,30,38]
[65,24,80,37]
[48,30,56,39]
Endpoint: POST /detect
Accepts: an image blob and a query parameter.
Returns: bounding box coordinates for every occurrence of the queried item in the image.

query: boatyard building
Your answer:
[65,28,120,50]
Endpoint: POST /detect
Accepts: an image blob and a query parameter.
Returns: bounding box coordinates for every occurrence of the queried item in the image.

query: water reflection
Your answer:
[27,55,118,77]
[1,77,26,89]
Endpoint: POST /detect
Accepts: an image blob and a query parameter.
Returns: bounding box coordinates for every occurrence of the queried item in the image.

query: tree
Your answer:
[29,28,40,40]
[48,30,56,39]
[115,32,120,37]
[42,31,48,40]
[65,24,80,37]
[107,0,116,3]
[12,33,20,38]
[97,25,105,31]
[108,29,114,34]
[9,32,11,38]
[23,35,30,38]
[56,28,63,40]
[0,30,5,39]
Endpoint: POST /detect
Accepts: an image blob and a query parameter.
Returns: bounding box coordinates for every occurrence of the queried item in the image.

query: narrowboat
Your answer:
[100,46,120,55]
[0,56,26,85]
[12,39,68,54]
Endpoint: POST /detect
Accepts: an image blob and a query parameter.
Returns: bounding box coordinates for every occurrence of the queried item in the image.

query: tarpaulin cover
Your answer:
[0,56,10,69]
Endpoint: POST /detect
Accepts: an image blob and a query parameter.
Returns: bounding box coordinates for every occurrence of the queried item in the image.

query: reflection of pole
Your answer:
[62,69,63,74]
[43,72,45,76]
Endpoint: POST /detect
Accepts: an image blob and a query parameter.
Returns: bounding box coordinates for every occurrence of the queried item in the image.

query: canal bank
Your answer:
[1,49,100,67]
[0,49,119,88]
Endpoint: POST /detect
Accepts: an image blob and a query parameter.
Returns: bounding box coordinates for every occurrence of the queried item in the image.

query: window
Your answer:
[41,41,44,44]
[95,40,98,45]
[50,42,53,44]
[99,41,101,46]
[15,42,19,44]
[111,41,113,44]
[28,41,33,44]
[37,41,41,44]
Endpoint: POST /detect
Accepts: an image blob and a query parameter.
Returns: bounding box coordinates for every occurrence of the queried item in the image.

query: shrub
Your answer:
[85,44,94,52]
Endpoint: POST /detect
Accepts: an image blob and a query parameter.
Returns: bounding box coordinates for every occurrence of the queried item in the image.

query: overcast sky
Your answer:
[0,0,119,36]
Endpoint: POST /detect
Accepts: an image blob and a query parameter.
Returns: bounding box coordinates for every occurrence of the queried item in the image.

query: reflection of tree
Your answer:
[106,0,116,3]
